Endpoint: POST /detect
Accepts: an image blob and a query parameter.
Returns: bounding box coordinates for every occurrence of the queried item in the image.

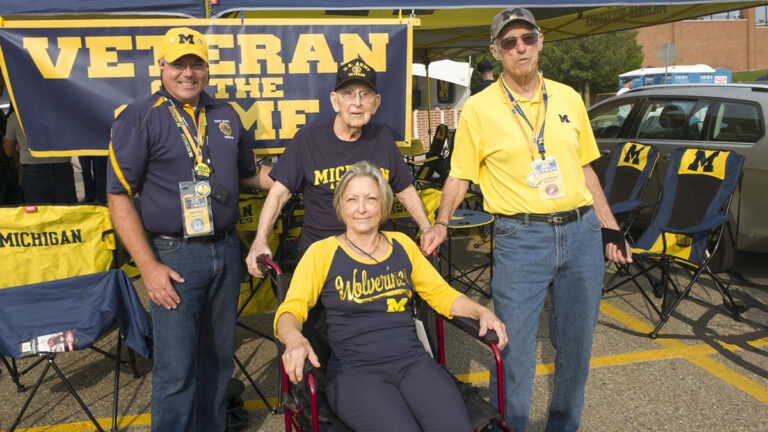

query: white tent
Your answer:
[412,59,472,111]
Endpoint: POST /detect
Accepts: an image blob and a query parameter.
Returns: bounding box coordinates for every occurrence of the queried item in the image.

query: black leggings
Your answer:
[326,353,472,432]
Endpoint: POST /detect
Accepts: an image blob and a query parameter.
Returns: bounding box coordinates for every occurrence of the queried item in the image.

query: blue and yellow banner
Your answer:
[0,18,413,156]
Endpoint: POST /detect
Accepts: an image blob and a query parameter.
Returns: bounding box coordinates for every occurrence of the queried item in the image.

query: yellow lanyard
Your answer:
[163,97,207,166]
[499,75,547,161]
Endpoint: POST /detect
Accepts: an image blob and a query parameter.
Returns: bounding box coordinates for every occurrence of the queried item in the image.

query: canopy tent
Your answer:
[0,0,202,17]
[210,1,768,62]
[413,60,471,87]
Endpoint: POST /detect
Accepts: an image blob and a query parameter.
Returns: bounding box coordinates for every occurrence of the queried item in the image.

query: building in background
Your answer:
[637,6,768,73]
[411,60,471,144]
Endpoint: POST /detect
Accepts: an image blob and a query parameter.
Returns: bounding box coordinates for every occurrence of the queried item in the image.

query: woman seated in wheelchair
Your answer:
[275,160,507,432]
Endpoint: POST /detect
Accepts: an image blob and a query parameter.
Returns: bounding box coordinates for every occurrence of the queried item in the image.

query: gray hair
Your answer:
[333,161,394,226]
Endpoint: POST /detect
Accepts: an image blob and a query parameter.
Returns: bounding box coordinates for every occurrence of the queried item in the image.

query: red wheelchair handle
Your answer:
[257,254,282,275]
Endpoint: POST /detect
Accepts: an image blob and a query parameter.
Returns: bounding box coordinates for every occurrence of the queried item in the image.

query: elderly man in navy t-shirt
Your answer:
[246,58,435,277]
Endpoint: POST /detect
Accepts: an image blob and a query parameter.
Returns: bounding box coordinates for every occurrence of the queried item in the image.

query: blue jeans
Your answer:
[148,231,240,432]
[490,209,604,432]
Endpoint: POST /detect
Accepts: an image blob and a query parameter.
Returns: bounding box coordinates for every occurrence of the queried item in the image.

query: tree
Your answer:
[538,30,643,105]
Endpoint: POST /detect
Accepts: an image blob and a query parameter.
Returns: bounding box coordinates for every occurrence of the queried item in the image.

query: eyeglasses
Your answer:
[497,32,539,51]
[166,60,207,73]
[337,88,376,103]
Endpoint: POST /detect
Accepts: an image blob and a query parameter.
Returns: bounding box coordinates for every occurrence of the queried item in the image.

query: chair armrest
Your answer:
[610,199,656,215]
[445,315,499,345]
[408,156,441,166]
[609,199,643,215]
[661,213,729,235]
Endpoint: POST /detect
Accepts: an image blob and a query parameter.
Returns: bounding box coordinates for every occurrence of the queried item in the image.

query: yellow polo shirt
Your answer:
[451,76,599,215]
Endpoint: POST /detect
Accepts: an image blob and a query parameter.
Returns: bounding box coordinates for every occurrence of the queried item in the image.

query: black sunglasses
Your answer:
[498,32,539,51]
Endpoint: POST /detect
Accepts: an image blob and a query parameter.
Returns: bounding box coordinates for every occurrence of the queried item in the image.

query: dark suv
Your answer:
[588,83,768,253]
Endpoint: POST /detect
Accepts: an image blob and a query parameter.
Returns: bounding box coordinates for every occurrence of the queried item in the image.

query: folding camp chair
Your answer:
[601,142,659,291]
[272,254,511,432]
[0,204,151,432]
[602,142,659,234]
[603,148,745,338]
[408,124,451,188]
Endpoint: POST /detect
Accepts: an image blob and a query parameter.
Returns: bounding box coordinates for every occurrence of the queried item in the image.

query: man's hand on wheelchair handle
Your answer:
[420,223,447,255]
[246,239,272,278]
[282,334,321,384]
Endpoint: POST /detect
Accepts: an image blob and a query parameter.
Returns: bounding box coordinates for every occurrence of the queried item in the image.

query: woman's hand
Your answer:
[449,295,509,350]
[476,307,508,350]
[282,335,321,384]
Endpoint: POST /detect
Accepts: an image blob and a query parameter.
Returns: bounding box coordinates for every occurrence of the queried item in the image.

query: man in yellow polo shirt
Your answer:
[421,8,630,432]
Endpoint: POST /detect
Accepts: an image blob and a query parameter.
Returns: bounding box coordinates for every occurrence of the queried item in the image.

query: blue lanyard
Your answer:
[501,77,548,159]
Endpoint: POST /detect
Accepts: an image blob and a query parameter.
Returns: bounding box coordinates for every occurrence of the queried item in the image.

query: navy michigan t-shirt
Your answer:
[270,117,413,251]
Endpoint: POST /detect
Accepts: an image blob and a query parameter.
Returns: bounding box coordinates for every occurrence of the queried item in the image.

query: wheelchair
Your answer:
[256,255,513,432]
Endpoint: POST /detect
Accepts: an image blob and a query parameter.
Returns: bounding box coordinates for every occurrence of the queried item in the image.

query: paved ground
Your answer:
[1,233,767,432]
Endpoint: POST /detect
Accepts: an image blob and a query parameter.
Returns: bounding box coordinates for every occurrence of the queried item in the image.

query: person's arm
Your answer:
[275,312,320,384]
[245,180,292,277]
[449,295,508,350]
[395,184,431,231]
[583,164,632,264]
[2,137,14,158]
[403,233,507,349]
[108,192,184,309]
[419,176,470,254]
[239,163,274,191]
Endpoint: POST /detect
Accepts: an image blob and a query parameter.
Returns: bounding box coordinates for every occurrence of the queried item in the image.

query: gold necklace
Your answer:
[344,233,380,259]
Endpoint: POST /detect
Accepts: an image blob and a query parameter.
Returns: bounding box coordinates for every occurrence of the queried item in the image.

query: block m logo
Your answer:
[687,150,721,173]
[178,33,195,44]
[622,144,643,165]
[386,297,408,312]
[558,114,570,123]
[679,149,727,179]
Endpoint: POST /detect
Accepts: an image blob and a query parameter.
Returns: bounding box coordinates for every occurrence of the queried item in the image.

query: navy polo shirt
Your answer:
[107,88,256,235]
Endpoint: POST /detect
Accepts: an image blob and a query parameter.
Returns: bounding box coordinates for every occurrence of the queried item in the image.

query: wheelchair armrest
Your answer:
[445,315,499,345]
[275,337,323,377]
[661,213,729,235]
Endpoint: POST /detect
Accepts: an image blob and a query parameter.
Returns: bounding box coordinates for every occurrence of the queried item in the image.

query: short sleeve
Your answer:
[384,130,414,193]
[106,111,149,196]
[449,101,482,183]
[270,130,306,193]
[236,119,257,179]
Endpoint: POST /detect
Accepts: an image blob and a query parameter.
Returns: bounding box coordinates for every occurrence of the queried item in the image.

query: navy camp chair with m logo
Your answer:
[602,142,659,232]
[603,148,745,338]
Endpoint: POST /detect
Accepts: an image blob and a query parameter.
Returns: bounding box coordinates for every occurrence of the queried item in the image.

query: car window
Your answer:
[711,101,762,142]
[635,100,703,140]
[589,100,636,138]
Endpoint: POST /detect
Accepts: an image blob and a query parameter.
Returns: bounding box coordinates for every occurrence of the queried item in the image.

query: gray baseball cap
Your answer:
[490,7,540,41]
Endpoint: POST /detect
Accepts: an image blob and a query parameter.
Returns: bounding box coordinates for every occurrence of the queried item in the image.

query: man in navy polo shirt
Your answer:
[106,27,271,432]
[245,58,435,277]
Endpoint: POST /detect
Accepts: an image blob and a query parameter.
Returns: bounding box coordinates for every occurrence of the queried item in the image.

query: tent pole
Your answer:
[425,58,432,145]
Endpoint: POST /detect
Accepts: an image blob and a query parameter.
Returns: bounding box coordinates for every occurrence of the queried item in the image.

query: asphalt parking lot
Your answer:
[1,233,767,432]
